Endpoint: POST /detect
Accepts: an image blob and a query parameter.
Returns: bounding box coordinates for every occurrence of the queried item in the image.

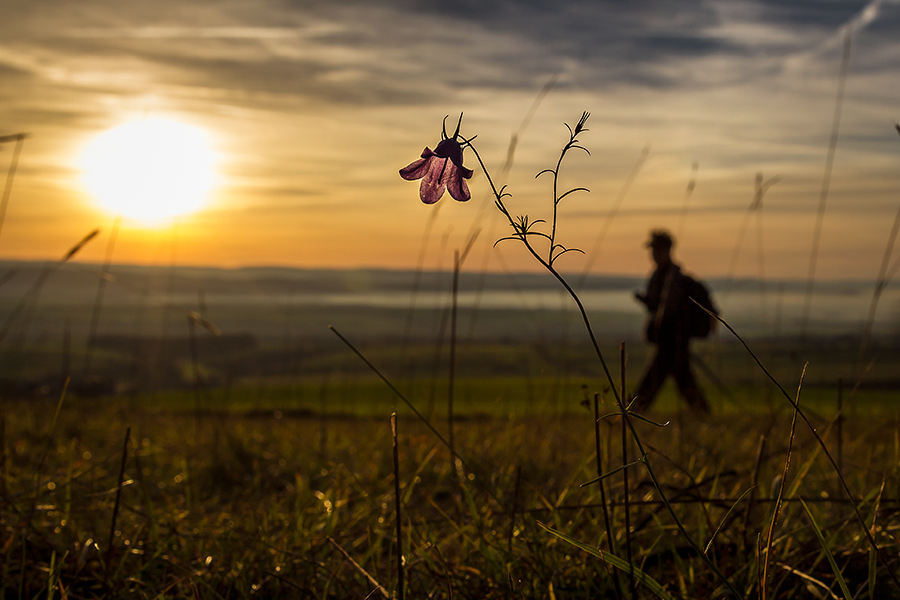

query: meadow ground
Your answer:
[1,368,899,599]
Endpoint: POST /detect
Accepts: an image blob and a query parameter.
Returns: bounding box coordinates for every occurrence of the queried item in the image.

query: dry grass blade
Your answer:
[327,538,390,599]
[868,478,886,599]
[188,311,221,335]
[776,563,841,600]
[0,133,28,144]
[704,486,755,555]
[762,362,805,600]
[0,229,101,343]
[579,460,643,488]
[64,230,100,262]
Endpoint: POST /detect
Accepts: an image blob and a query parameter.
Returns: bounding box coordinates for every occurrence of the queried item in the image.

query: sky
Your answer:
[1,0,900,281]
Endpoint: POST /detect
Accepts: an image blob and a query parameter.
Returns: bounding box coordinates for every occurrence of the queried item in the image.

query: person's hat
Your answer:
[646,229,674,249]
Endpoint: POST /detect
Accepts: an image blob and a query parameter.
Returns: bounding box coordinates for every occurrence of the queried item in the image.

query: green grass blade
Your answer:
[705,486,755,555]
[869,547,877,600]
[537,521,676,600]
[801,498,852,599]
[579,459,643,488]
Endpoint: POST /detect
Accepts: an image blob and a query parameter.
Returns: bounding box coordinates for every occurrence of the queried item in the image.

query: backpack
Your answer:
[681,274,718,338]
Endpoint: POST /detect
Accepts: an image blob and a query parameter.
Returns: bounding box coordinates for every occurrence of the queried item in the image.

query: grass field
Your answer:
[2,345,899,598]
[2,261,899,598]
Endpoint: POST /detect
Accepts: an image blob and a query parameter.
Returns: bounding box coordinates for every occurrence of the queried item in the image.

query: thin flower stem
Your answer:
[548,139,567,263]
[466,135,744,600]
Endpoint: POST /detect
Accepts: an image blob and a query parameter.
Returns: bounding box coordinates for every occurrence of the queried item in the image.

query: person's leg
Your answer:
[673,344,710,413]
[633,344,674,411]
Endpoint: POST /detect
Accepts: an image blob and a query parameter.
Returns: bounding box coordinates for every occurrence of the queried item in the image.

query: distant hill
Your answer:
[0,260,895,344]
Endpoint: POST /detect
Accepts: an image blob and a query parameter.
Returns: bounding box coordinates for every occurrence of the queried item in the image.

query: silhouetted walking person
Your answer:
[633,230,711,413]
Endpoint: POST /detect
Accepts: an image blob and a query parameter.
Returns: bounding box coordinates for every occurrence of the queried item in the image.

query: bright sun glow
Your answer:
[80,117,219,225]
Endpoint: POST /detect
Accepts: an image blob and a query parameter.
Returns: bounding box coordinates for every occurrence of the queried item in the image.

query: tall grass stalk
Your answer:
[448,232,479,463]
[619,341,636,599]
[856,202,900,383]
[592,393,622,598]
[761,364,804,600]
[742,435,766,551]
[578,144,650,285]
[723,173,779,311]
[329,326,483,491]
[800,27,852,340]
[391,413,404,600]
[84,214,122,374]
[31,378,69,517]
[837,378,844,473]
[0,133,26,244]
[675,161,699,241]
[0,229,99,344]
[106,427,131,570]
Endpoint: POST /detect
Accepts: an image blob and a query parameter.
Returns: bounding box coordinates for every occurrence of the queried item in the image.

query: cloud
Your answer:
[3,0,900,278]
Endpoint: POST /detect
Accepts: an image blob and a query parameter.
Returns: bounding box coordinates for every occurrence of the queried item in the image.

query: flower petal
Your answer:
[447,173,471,202]
[419,176,446,204]
[399,148,439,181]
[399,157,429,180]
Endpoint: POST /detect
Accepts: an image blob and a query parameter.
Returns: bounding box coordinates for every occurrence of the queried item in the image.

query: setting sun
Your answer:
[79,117,219,225]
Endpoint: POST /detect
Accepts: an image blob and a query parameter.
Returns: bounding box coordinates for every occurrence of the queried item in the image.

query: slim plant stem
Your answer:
[578,144,649,285]
[0,134,26,244]
[0,416,4,500]
[836,378,843,475]
[507,465,522,553]
[676,161,699,241]
[188,314,201,436]
[391,413,404,600]
[762,365,804,600]
[330,326,486,494]
[31,379,69,519]
[801,27,852,340]
[85,214,122,374]
[593,393,621,599]
[620,342,636,599]
[106,427,131,571]
[402,203,441,352]
[448,250,459,461]
[742,435,766,551]
[856,202,900,382]
[0,230,99,345]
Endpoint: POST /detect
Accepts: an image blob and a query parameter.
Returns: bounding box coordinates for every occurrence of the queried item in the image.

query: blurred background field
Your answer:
[2,259,899,401]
